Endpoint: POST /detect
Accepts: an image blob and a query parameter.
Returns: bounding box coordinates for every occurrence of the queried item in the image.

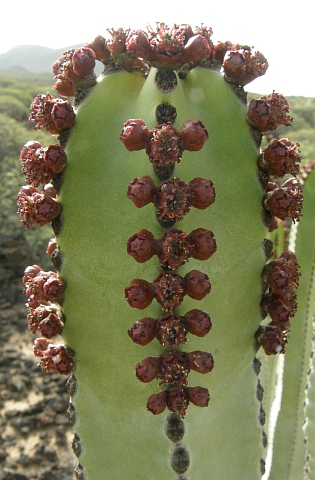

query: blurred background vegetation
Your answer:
[0,71,314,272]
[0,72,56,271]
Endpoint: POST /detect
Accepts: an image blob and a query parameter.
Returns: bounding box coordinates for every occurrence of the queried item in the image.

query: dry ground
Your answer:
[0,234,76,480]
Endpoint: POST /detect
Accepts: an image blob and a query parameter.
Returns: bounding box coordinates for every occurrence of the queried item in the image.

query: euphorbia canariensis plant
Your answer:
[17,22,315,479]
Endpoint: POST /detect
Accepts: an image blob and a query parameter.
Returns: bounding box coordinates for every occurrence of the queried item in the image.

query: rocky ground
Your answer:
[0,233,76,480]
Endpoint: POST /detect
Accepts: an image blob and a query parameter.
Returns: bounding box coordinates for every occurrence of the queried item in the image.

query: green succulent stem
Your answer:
[18,25,315,480]
[268,169,315,480]
[58,66,266,479]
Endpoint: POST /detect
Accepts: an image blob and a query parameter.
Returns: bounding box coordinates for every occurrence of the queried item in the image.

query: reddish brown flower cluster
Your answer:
[263,178,304,229]
[22,265,65,308]
[16,54,77,377]
[20,141,67,187]
[136,351,213,417]
[147,385,210,416]
[52,47,97,97]
[27,304,64,338]
[247,92,292,133]
[223,48,268,86]
[124,110,215,418]
[251,93,304,232]
[129,309,212,349]
[52,24,213,77]
[125,270,210,312]
[22,264,72,374]
[33,338,73,375]
[85,35,111,63]
[258,138,301,178]
[29,93,76,134]
[127,176,215,227]
[127,228,216,269]
[17,184,61,229]
[58,23,269,85]
[256,251,300,354]
[154,178,191,227]
[125,23,212,71]
[120,118,208,179]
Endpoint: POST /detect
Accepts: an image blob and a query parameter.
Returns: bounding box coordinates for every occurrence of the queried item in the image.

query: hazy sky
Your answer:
[1,0,313,97]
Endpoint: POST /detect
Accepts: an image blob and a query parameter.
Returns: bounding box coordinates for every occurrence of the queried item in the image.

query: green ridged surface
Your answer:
[59,67,266,479]
[268,170,315,480]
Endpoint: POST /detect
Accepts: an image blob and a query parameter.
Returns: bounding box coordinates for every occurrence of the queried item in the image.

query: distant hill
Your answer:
[0,44,86,74]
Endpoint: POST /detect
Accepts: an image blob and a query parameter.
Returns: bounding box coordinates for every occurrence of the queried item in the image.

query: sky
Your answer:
[1,0,313,97]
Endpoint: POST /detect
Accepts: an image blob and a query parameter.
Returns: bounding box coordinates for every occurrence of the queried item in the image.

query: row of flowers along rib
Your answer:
[121,114,215,418]
[247,95,303,355]
[18,97,75,373]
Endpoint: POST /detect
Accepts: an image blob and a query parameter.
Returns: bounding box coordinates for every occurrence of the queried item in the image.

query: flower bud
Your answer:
[180,120,209,151]
[189,178,215,209]
[247,92,292,132]
[120,119,150,151]
[29,94,76,134]
[213,41,232,63]
[188,228,216,260]
[127,176,155,208]
[72,47,96,77]
[223,49,268,86]
[186,351,214,374]
[258,138,301,177]
[184,270,211,300]
[263,178,303,222]
[44,145,67,174]
[126,30,155,60]
[180,34,211,64]
[125,278,154,309]
[51,100,76,132]
[147,391,168,415]
[54,79,76,97]
[184,309,212,337]
[127,229,156,263]
[128,317,157,346]
[256,326,287,355]
[54,350,74,375]
[136,356,163,383]
[186,386,210,407]
[85,35,111,62]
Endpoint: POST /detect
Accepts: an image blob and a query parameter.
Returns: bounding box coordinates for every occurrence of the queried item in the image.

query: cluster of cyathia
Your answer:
[17,92,75,374]
[17,141,68,229]
[50,23,268,102]
[129,309,212,348]
[120,119,209,179]
[127,175,215,228]
[52,47,97,97]
[246,92,304,232]
[28,93,76,135]
[22,265,73,373]
[247,91,303,354]
[127,228,216,269]
[122,110,215,418]
[256,252,301,354]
